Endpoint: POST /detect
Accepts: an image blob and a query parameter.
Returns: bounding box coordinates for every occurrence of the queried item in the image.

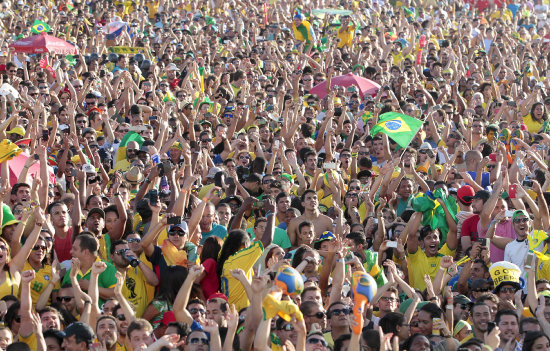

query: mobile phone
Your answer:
[525,252,535,270]
[149,115,158,121]
[253,200,264,208]
[18,111,26,117]
[151,154,160,166]
[149,190,158,206]
[433,104,442,110]
[509,185,517,199]
[71,169,77,177]
[505,210,515,218]
[537,144,547,151]
[284,252,293,259]
[323,162,337,170]
[167,216,182,225]
[507,101,517,107]
[33,154,40,160]
[523,179,534,187]
[274,140,279,149]
[477,238,489,247]
[432,318,441,336]
[487,322,496,334]
[42,129,49,141]
[386,241,398,248]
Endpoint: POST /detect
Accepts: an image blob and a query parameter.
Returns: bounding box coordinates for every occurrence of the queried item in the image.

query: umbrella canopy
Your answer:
[9,32,77,55]
[312,9,353,16]
[308,73,381,99]
[6,152,56,186]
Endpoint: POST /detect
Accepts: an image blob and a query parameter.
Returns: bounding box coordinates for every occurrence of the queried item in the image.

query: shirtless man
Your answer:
[287,190,333,246]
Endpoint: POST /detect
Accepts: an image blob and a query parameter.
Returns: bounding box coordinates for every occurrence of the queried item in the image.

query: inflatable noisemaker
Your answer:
[263,265,304,321]
[350,271,377,334]
[499,128,511,144]
[274,265,304,297]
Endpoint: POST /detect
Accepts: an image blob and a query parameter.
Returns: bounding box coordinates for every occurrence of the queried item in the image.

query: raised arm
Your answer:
[11,207,44,273]
[173,265,204,325]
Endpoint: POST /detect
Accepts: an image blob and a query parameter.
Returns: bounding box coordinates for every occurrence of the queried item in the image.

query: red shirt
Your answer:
[200,258,219,301]
[461,214,480,242]
[54,227,73,262]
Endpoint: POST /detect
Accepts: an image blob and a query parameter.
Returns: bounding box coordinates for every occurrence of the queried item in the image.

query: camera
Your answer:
[121,251,139,267]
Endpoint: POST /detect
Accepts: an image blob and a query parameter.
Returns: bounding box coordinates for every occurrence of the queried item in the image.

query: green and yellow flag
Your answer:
[370,112,423,148]
[31,20,51,34]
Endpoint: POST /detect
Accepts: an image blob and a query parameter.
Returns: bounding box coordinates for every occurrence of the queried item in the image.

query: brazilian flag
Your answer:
[370,112,423,148]
[31,20,51,34]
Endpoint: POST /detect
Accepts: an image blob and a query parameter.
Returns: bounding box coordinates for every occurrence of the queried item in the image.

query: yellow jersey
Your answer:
[123,265,151,318]
[220,241,263,310]
[23,262,53,307]
[407,243,455,291]
[523,114,544,133]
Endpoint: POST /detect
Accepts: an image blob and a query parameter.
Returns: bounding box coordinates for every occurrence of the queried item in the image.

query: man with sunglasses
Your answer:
[110,240,159,318]
[323,301,351,348]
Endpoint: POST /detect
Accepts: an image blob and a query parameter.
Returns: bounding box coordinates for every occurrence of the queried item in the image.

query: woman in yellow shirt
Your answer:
[523,102,547,133]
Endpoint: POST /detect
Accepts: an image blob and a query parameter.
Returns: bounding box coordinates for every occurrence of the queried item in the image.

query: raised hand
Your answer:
[91,261,107,275]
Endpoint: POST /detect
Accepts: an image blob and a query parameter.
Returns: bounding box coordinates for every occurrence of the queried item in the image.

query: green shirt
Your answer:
[247,227,292,249]
[61,258,118,306]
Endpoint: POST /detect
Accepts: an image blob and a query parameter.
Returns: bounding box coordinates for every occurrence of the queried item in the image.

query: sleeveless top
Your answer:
[0,270,19,299]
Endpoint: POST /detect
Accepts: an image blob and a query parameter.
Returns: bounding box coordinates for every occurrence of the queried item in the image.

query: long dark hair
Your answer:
[523,331,550,351]
[217,230,250,279]
[156,266,188,305]
[200,236,223,263]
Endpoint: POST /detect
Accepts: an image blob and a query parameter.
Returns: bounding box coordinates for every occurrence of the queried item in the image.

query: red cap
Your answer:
[457,185,475,204]
[161,311,177,325]
[208,292,228,302]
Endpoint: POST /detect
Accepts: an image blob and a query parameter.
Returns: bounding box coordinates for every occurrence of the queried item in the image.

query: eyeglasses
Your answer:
[330,308,350,317]
[116,314,126,321]
[380,296,397,302]
[511,125,521,129]
[8,70,16,73]
[263,179,274,185]
[500,287,517,293]
[239,156,250,160]
[307,338,328,347]
[346,193,358,198]
[189,338,209,345]
[57,296,74,302]
[513,217,529,223]
[189,308,206,314]
[127,148,137,153]
[168,230,186,237]
[459,304,471,310]
[32,245,47,251]
[201,139,212,143]
[73,85,83,88]
[307,311,326,319]
[127,238,141,243]
[487,164,496,169]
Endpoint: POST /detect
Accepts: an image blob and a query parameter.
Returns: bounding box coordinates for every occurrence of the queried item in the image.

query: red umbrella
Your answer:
[308,73,381,99]
[9,32,77,55]
[6,152,56,186]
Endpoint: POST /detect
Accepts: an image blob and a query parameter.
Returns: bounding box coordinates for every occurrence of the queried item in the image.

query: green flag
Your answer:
[31,20,51,34]
[370,112,423,148]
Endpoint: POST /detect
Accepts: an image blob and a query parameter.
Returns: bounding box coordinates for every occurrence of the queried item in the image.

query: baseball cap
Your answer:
[453,294,472,306]
[165,63,178,71]
[512,209,529,220]
[81,164,96,174]
[457,185,475,204]
[472,190,490,202]
[207,167,222,179]
[419,142,432,150]
[62,322,95,343]
[208,292,228,302]
[169,221,189,233]
[87,208,105,219]
[313,231,336,249]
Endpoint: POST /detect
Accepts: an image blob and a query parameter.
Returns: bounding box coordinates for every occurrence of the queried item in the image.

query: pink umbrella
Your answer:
[9,32,77,55]
[308,73,381,99]
[6,152,56,186]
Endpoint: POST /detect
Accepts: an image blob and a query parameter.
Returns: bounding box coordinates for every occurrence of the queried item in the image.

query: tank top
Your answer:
[0,270,19,299]
[54,228,73,263]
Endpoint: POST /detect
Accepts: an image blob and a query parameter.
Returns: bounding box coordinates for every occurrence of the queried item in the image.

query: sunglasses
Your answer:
[189,338,209,345]
[307,338,328,347]
[116,314,126,321]
[307,311,326,319]
[32,245,47,251]
[513,217,529,223]
[168,230,186,237]
[330,308,350,317]
[459,304,471,310]
[500,287,517,293]
[473,288,490,293]
[263,179,274,184]
[116,249,129,255]
[57,296,74,302]
[127,238,141,243]
[487,164,496,169]
[189,308,206,314]
[380,296,397,302]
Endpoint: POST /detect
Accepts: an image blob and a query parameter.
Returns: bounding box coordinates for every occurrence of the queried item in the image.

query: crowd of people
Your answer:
[3,0,550,350]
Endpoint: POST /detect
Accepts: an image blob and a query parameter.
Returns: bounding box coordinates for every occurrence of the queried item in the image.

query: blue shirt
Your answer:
[201,223,228,245]
[467,171,491,189]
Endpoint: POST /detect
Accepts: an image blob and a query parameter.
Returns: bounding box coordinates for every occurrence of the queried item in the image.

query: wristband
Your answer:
[336,258,344,262]
[114,193,121,197]
[351,153,358,158]
[265,211,274,217]
[446,305,453,310]
[181,189,188,194]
